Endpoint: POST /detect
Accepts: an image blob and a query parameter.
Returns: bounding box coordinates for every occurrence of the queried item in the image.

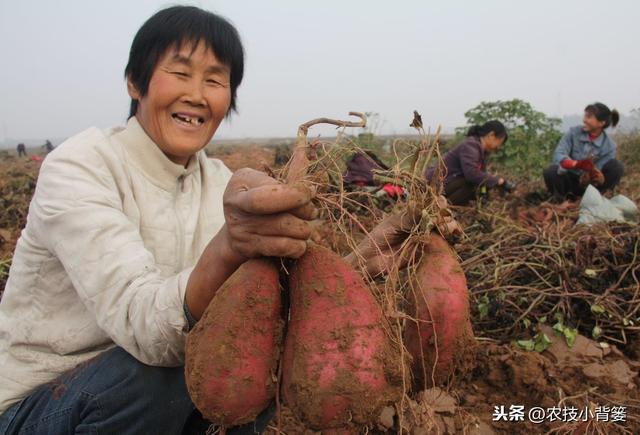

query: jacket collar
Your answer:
[116,117,201,191]
[468,135,485,158]
[579,128,607,148]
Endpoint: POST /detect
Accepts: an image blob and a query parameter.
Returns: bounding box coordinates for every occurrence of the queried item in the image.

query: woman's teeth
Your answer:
[172,114,204,126]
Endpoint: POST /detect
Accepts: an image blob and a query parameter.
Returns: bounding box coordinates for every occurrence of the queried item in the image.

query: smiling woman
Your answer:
[124,6,244,119]
[128,42,233,165]
[544,102,624,200]
[124,7,243,166]
[0,6,316,435]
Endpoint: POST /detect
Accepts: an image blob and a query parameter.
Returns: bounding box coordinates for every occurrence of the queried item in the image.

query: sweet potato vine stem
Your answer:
[285,112,367,184]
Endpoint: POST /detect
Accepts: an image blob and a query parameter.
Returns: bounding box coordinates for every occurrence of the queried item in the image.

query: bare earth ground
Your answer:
[0,140,639,434]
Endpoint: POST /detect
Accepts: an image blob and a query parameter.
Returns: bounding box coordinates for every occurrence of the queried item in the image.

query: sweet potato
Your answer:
[185,258,282,426]
[403,233,475,388]
[282,244,404,429]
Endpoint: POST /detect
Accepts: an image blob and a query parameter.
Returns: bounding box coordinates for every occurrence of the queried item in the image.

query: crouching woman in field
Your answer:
[0,7,320,435]
[425,120,514,206]
[543,102,623,201]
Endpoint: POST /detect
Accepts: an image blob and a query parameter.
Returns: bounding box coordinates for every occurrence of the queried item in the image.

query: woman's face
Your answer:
[583,111,606,133]
[127,41,231,166]
[483,132,505,153]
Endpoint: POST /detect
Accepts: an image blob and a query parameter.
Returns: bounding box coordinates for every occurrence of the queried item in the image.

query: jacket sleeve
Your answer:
[31,149,198,366]
[552,130,574,173]
[458,143,500,187]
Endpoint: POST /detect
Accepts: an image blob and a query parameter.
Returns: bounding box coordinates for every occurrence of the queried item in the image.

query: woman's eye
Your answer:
[206,79,223,87]
[172,71,188,77]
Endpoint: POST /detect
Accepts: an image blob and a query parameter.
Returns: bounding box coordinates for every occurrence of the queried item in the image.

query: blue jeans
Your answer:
[0,347,274,435]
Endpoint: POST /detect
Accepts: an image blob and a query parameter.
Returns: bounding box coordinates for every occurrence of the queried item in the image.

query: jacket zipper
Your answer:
[175,174,186,272]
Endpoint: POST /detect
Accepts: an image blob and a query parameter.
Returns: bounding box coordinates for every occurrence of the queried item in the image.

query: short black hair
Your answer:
[466,120,508,143]
[585,102,619,129]
[124,6,244,119]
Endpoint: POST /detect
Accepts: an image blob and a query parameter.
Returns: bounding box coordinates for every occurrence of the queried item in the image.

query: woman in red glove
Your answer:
[543,102,623,201]
[425,120,513,206]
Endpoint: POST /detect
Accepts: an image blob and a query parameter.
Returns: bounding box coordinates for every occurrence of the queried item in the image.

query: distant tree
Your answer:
[457,99,562,176]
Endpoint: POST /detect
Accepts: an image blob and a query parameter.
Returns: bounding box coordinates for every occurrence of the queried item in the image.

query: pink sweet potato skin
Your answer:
[185,259,283,426]
[282,244,404,429]
[403,233,475,388]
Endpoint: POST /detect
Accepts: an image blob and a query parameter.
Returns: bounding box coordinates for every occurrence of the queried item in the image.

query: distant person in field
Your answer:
[543,102,622,201]
[16,143,26,157]
[425,120,515,206]
[43,139,54,153]
[343,150,389,187]
[0,6,428,435]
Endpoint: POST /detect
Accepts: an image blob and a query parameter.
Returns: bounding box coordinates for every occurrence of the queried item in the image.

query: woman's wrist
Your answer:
[185,225,247,319]
[214,224,247,270]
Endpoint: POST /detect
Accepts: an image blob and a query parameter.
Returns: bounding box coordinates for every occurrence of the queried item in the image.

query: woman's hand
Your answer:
[590,169,605,186]
[221,168,316,262]
[344,210,418,277]
[579,169,605,187]
[345,197,462,276]
[186,168,316,319]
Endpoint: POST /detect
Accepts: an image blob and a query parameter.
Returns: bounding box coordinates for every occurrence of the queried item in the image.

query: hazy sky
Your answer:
[1,0,639,143]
